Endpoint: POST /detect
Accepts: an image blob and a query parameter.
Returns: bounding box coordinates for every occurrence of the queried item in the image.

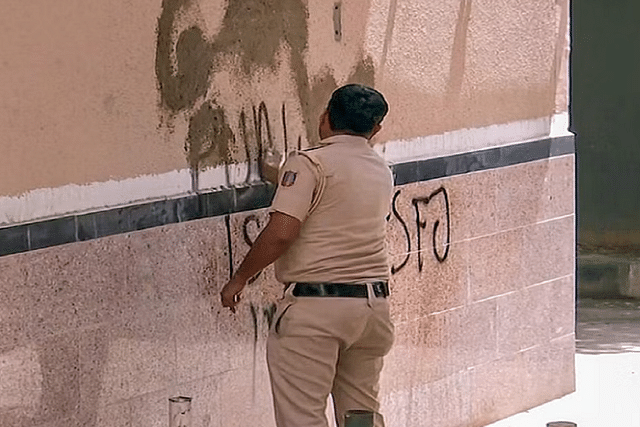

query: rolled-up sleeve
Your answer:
[269,153,317,222]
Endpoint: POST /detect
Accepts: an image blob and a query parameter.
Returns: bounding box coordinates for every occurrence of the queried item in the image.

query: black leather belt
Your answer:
[291,282,389,298]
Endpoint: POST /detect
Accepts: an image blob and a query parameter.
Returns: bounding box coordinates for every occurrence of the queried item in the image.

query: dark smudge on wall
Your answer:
[186,102,234,169]
[155,0,378,170]
[156,1,214,112]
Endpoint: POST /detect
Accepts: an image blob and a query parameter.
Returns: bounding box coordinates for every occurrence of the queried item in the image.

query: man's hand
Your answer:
[261,148,283,184]
[220,276,246,313]
[218,212,301,314]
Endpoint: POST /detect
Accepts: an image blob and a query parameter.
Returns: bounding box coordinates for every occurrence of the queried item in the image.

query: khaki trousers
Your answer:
[266,284,394,427]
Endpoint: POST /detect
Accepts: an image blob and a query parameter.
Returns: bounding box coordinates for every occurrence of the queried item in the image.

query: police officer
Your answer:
[221,84,393,427]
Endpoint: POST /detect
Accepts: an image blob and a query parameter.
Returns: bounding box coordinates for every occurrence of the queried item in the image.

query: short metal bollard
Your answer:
[169,396,192,427]
[344,409,374,427]
[547,422,577,427]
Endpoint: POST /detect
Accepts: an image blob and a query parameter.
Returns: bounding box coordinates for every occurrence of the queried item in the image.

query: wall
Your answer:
[0,0,568,225]
[0,1,575,426]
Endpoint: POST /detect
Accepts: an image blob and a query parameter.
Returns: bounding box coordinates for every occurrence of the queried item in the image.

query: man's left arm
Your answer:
[219,211,301,312]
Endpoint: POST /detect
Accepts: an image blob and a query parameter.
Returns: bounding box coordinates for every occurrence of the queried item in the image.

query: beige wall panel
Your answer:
[307,0,373,83]
[497,281,559,355]
[0,0,569,201]
[553,0,571,114]
[468,227,526,301]
[445,299,499,371]
[470,334,575,427]
[521,215,575,287]
[447,169,500,242]
[0,0,179,196]
[376,0,559,142]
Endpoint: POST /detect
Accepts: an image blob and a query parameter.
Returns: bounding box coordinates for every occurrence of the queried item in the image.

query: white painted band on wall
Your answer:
[0,170,192,227]
[0,115,569,227]
[374,113,570,164]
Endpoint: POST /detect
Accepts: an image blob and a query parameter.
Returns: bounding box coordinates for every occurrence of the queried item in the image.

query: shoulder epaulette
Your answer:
[302,145,325,152]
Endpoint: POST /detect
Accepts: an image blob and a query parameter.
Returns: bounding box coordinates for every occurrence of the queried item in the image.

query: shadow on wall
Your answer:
[155,0,376,187]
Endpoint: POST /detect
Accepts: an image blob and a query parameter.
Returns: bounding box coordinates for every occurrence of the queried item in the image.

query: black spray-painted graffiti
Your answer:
[210,184,453,370]
[183,99,295,190]
[388,186,451,275]
[220,184,452,342]
[222,212,277,341]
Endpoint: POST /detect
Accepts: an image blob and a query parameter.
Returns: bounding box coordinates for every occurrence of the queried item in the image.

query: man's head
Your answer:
[319,84,389,140]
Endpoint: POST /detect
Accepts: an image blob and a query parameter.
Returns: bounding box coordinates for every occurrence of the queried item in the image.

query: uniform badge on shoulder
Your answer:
[281,171,297,187]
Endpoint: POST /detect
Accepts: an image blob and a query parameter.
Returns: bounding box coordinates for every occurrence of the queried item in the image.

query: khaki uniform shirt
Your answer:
[270,134,394,283]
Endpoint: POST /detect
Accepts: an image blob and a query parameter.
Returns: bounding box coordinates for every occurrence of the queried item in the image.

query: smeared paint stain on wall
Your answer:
[155,0,379,174]
[211,0,308,73]
[446,0,472,101]
[186,102,233,169]
[305,56,376,146]
[156,1,213,112]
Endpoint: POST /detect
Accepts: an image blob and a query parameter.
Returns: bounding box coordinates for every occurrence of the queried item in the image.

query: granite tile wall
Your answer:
[0,155,575,427]
[380,154,576,427]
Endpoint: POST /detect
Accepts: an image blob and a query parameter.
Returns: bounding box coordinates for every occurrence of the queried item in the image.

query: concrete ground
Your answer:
[486,298,640,427]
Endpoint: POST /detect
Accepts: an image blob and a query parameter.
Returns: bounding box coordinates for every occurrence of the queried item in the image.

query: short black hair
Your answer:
[327,84,389,135]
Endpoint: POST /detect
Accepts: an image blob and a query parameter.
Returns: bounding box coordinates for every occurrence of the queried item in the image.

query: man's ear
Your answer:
[319,110,333,139]
[368,124,382,139]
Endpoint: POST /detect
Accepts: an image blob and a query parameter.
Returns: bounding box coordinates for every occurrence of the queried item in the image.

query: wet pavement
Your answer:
[486,298,640,427]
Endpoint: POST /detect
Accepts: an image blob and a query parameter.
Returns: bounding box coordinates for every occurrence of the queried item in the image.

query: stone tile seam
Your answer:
[470,273,575,307]
[523,273,574,290]
[394,273,574,316]
[387,209,574,259]
[465,337,574,374]
[498,333,576,361]
[472,290,519,305]
[429,304,467,316]
[455,212,575,245]
[549,332,575,344]
[386,212,575,258]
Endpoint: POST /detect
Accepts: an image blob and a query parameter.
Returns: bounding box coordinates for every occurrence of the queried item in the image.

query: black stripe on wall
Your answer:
[0,135,574,257]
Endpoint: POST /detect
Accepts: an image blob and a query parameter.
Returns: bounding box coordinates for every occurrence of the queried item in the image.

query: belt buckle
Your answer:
[371,282,384,297]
